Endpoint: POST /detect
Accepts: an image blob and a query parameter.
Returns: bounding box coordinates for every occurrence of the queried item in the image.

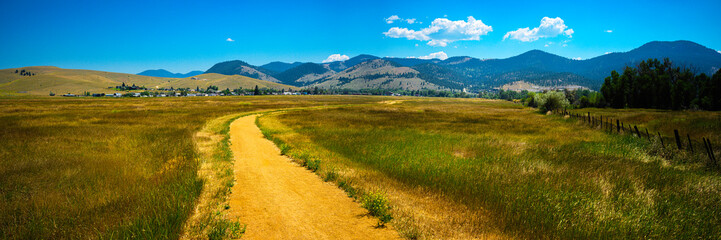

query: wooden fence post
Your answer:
[658,132,665,148]
[634,126,641,137]
[645,128,651,141]
[674,130,682,150]
[617,119,620,133]
[708,139,716,164]
[687,134,693,153]
[704,138,717,168]
[588,112,591,123]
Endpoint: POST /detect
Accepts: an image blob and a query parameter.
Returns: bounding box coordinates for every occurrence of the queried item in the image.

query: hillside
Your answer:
[260,61,304,73]
[229,41,720,91]
[273,63,335,86]
[323,54,380,72]
[579,40,721,80]
[137,69,204,78]
[0,66,296,95]
[411,63,466,89]
[205,60,280,82]
[311,59,445,90]
[383,57,441,67]
[439,40,721,89]
[156,73,298,91]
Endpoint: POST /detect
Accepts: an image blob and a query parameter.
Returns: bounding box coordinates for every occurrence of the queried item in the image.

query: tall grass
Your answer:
[569,107,721,143]
[0,96,382,239]
[260,98,721,239]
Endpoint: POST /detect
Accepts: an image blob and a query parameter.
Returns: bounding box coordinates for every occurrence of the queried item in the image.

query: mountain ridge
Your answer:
[137,69,204,78]
[121,40,721,91]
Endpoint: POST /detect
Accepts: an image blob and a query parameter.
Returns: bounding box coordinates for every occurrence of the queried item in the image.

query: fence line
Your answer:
[552,108,718,168]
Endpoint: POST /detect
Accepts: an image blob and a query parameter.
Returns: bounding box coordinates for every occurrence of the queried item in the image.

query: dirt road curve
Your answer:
[227,115,399,240]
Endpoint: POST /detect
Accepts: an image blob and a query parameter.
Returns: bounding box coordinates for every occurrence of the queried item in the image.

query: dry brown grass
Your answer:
[0,95,385,239]
[258,97,721,239]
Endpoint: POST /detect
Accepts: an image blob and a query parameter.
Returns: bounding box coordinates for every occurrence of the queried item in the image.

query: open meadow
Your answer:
[0,95,383,239]
[568,108,721,144]
[258,98,721,239]
[1,95,720,239]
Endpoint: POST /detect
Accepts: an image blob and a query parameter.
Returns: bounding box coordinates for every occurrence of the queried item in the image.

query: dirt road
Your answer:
[227,115,399,239]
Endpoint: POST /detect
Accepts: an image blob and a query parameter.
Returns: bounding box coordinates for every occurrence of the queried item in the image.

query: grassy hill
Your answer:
[311,59,446,90]
[0,66,297,95]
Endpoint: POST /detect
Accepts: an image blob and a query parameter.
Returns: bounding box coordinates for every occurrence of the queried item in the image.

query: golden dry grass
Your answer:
[0,95,384,239]
[569,107,721,143]
[259,98,721,239]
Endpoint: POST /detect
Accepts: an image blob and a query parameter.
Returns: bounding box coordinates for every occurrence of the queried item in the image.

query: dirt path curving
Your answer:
[227,115,399,240]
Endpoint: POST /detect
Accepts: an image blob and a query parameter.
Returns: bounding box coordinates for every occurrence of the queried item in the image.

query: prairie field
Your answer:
[2,95,720,239]
[258,98,721,239]
[568,108,721,143]
[0,96,381,239]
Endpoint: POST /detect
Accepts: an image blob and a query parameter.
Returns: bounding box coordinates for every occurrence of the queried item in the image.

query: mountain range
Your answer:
[137,69,204,78]
[192,40,721,91]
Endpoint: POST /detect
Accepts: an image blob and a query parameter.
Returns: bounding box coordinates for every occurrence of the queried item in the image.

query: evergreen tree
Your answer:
[600,59,719,110]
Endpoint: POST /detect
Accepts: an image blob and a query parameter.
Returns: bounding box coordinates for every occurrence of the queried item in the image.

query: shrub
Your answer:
[207,217,245,240]
[323,168,339,182]
[361,191,393,226]
[305,158,321,172]
[278,143,290,155]
[525,92,537,107]
[534,91,570,112]
[337,178,358,198]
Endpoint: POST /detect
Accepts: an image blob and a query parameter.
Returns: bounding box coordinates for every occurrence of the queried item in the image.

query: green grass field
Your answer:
[0,96,381,239]
[258,98,721,239]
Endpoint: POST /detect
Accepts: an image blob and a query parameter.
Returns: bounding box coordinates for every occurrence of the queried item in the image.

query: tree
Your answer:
[534,91,570,112]
[708,70,721,110]
[600,58,719,110]
[254,85,260,95]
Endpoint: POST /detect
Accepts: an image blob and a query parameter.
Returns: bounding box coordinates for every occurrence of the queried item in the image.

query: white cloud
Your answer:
[322,54,350,63]
[572,57,582,60]
[385,15,401,24]
[503,17,574,42]
[605,30,613,33]
[717,50,721,54]
[386,15,419,24]
[384,16,493,47]
[605,52,612,55]
[226,38,234,42]
[409,51,449,60]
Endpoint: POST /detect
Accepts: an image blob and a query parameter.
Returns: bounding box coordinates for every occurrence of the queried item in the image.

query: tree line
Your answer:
[601,58,721,110]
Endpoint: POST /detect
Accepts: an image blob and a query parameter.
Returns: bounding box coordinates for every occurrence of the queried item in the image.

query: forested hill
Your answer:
[200,40,721,91]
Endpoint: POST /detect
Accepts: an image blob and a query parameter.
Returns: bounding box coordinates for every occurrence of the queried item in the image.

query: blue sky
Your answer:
[1,0,719,74]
